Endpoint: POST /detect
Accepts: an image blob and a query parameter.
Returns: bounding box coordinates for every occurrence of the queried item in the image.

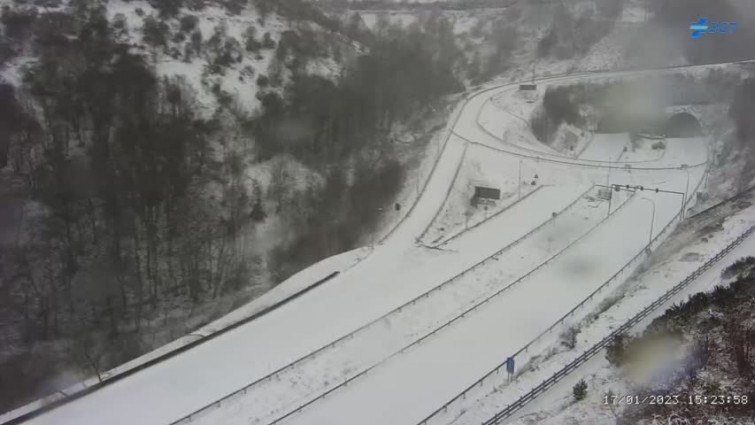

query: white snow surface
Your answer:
[12,63,737,425]
[503,206,755,425]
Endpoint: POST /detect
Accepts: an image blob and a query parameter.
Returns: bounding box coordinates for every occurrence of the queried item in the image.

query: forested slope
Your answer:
[0,0,464,411]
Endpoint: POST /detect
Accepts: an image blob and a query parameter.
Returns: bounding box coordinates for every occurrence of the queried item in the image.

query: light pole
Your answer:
[518,159,523,200]
[607,183,613,217]
[639,197,656,245]
[681,164,690,219]
[605,164,613,190]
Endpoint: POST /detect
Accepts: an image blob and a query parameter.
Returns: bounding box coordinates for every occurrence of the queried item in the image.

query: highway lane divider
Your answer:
[482,223,755,425]
[417,142,471,244]
[173,185,610,425]
[434,185,546,249]
[418,167,709,425]
[260,187,634,425]
[0,271,341,425]
[6,61,739,425]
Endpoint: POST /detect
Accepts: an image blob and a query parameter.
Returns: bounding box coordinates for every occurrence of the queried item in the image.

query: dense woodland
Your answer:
[0,0,465,410]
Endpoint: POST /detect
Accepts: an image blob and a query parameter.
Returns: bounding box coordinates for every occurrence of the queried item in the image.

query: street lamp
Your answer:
[605,165,611,186]
[681,164,690,219]
[518,159,523,200]
[639,197,656,245]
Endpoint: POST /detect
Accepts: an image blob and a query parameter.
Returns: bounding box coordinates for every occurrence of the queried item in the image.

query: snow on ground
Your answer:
[369,96,463,246]
[265,70,709,425]
[477,73,710,169]
[105,0,310,114]
[577,133,664,164]
[421,144,542,246]
[502,198,755,425]
[0,245,368,425]
[279,184,691,425]
[187,186,617,425]
[578,133,630,162]
[15,119,481,425]
[11,64,722,425]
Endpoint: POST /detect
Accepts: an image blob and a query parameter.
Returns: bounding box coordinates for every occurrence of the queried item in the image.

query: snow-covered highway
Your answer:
[5,66,715,425]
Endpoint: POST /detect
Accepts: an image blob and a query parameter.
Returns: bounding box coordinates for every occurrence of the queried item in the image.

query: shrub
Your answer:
[606,333,629,367]
[179,15,199,33]
[223,0,247,15]
[190,29,202,51]
[31,11,76,49]
[262,32,275,49]
[173,31,186,44]
[142,16,170,48]
[537,29,557,58]
[244,26,261,52]
[652,140,666,150]
[112,13,129,40]
[561,326,579,349]
[573,379,587,401]
[256,74,269,88]
[185,0,207,11]
[530,107,557,143]
[543,86,583,126]
[722,256,755,279]
[1,6,38,40]
[148,0,183,19]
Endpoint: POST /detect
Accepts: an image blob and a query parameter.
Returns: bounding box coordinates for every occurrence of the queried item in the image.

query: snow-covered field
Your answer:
[9,63,735,425]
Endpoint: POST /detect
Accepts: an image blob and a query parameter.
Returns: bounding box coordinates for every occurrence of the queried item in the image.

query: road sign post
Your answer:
[506,357,515,382]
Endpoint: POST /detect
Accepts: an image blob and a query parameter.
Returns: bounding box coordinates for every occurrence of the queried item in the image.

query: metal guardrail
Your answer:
[0,271,341,425]
[262,188,627,425]
[377,75,507,247]
[173,185,605,425]
[417,142,471,243]
[376,106,464,244]
[462,134,708,172]
[482,223,755,425]
[434,185,546,248]
[167,75,520,425]
[419,170,709,425]
[382,56,742,248]
[179,61,729,425]
[510,208,681,359]
[488,99,667,165]
[172,76,629,425]
[685,183,755,220]
[6,61,749,425]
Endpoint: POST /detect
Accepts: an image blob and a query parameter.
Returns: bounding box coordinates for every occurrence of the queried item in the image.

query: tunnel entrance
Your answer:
[663,112,703,138]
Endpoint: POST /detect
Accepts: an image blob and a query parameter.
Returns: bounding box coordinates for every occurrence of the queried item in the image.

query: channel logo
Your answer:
[689,18,737,38]
[690,17,708,38]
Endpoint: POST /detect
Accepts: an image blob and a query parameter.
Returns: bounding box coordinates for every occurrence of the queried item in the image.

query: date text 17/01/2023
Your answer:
[603,394,749,406]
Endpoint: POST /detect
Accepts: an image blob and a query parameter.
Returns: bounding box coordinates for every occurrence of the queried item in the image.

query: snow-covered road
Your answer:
[10,65,715,425]
[278,192,684,425]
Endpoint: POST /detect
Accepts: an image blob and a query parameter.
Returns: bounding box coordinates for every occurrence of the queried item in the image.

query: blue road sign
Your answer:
[506,357,515,374]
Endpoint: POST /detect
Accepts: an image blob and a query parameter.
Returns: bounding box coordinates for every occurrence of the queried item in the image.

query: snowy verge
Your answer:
[450,195,755,425]
[0,247,367,425]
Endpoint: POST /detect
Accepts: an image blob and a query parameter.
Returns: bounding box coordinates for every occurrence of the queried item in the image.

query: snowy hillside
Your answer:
[1,0,355,115]
[2,1,755,424]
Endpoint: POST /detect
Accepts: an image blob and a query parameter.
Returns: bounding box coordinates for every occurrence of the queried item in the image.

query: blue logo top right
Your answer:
[690,18,737,38]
